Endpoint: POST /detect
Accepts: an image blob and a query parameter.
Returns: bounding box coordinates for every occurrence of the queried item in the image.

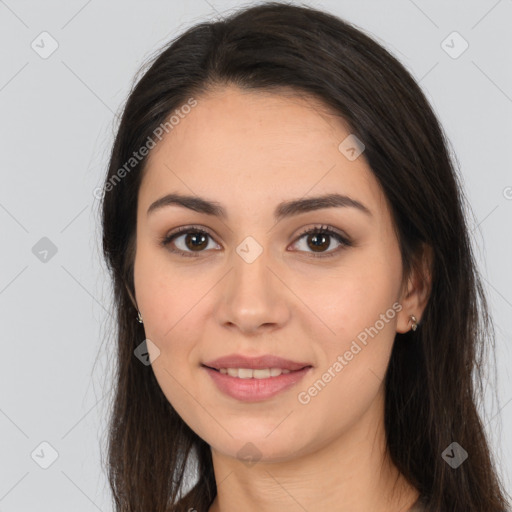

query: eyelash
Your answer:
[159,224,352,259]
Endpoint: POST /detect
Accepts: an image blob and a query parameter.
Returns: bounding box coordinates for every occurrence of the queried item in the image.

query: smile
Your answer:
[202,364,313,401]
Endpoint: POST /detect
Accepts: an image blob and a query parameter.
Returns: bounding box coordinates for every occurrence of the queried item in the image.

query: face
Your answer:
[133,85,418,463]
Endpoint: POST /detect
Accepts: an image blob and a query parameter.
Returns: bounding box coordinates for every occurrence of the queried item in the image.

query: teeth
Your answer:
[219,367,291,378]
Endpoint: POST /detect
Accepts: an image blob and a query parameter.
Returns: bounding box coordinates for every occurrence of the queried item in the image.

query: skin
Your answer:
[132,85,431,512]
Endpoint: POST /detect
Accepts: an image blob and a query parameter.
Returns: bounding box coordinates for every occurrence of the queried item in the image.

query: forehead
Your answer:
[139,86,386,219]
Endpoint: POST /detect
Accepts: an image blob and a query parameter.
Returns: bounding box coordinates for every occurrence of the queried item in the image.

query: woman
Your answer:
[98,2,510,511]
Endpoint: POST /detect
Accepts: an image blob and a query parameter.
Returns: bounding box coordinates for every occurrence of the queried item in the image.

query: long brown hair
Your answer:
[98,3,510,510]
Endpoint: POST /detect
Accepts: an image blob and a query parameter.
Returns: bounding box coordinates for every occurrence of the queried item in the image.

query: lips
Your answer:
[202,353,312,372]
[203,364,313,401]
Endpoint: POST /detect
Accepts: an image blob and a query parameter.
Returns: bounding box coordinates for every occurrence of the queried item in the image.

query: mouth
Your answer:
[202,353,313,372]
[201,363,313,402]
[201,364,312,379]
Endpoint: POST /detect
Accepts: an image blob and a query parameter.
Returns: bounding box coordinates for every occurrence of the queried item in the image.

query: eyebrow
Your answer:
[146,192,372,220]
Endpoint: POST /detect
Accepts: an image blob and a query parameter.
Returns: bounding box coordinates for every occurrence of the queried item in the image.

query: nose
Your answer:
[214,245,291,335]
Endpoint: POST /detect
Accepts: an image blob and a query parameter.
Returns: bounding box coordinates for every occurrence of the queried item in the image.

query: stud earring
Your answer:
[137,310,143,324]
[409,314,418,331]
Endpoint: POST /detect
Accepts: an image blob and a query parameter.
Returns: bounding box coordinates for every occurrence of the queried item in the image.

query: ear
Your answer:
[396,243,433,333]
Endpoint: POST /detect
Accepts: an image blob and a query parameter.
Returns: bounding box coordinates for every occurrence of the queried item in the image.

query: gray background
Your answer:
[1,0,511,510]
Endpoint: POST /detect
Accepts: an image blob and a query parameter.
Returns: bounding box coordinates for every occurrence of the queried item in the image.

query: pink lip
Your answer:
[202,353,312,371]
[202,365,313,402]
[202,354,313,402]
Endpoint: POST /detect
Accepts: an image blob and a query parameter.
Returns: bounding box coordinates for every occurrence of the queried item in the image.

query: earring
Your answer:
[409,314,418,331]
[137,310,143,324]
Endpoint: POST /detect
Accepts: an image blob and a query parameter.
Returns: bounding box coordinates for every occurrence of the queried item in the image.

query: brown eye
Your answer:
[182,232,209,251]
[160,227,220,258]
[306,232,330,252]
[291,225,351,258]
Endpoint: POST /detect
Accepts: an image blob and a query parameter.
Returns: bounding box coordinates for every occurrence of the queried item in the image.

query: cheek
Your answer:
[293,254,400,344]
[295,302,398,445]
[133,249,201,401]
[134,243,202,338]
[137,276,204,427]
[294,250,400,399]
